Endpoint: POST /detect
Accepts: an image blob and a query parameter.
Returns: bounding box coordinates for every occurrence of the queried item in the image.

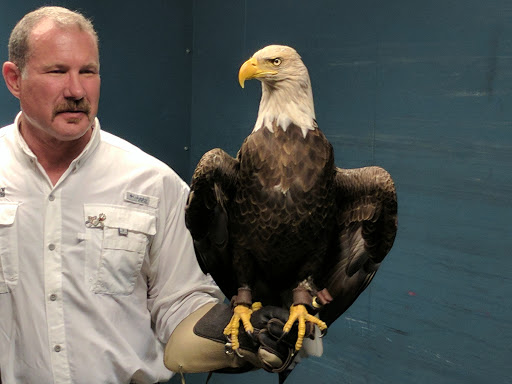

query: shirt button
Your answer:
[48,244,56,251]
[49,195,55,201]
[49,294,57,301]
[54,345,62,353]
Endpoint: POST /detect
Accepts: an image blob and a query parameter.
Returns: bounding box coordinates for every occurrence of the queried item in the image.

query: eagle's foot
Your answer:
[223,304,253,352]
[224,287,261,352]
[283,304,328,351]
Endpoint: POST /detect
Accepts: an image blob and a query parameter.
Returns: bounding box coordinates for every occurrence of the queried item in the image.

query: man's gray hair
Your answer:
[8,6,98,72]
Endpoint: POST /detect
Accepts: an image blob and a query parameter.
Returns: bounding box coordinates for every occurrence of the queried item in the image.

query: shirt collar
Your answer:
[13,111,102,172]
[13,112,36,161]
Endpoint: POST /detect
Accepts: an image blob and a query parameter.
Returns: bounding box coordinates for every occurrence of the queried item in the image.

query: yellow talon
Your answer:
[283,304,328,351]
[223,304,257,351]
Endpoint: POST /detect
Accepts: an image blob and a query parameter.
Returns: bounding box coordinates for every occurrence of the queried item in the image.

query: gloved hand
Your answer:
[193,303,315,373]
[248,305,314,373]
[164,302,314,375]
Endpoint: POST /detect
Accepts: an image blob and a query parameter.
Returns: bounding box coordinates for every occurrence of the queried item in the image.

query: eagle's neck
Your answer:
[253,76,316,138]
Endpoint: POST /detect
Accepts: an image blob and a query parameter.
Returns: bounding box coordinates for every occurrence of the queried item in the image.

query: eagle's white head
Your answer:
[238,45,316,137]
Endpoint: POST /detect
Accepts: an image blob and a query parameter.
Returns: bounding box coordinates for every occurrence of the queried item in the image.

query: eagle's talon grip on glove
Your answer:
[187,303,311,374]
[250,305,316,372]
[223,304,254,351]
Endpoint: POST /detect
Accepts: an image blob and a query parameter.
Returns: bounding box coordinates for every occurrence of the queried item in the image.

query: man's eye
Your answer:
[81,68,99,75]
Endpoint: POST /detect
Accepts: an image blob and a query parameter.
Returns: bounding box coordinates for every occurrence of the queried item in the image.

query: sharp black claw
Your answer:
[277,332,288,344]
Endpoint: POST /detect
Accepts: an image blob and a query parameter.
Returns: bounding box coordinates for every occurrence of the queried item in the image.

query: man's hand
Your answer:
[248,305,314,372]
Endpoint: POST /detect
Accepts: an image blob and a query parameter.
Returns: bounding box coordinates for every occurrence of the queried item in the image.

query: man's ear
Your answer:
[2,61,22,99]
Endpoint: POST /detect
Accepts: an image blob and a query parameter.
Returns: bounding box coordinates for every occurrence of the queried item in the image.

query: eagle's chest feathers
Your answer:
[240,123,332,195]
[234,123,335,268]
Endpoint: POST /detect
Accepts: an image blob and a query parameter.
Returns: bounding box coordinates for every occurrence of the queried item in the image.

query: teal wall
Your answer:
[1,1,511,383]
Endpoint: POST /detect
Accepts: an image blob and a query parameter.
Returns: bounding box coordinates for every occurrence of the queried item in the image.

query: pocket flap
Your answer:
[84,204,156,235]
[0,203,19,226]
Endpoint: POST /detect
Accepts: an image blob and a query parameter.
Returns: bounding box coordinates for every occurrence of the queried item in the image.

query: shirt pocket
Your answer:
[0,202,19,294]
[83,204,156,295]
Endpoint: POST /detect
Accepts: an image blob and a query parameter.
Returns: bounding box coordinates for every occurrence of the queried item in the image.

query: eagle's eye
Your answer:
[271,58,282,66]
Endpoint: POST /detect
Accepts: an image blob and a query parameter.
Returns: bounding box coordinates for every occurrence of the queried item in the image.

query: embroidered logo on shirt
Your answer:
[125,192,150,206]
[85,213,106,228]
[124,192,159,208]
[0,188,4,197]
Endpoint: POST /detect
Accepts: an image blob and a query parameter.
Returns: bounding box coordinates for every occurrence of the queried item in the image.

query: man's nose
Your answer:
[63,72,86,100]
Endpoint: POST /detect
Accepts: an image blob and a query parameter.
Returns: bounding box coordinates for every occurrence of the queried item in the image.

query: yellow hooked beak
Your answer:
[238,57,278,88]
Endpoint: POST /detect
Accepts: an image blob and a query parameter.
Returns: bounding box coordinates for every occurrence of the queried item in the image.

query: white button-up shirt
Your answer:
[0,113,223,384]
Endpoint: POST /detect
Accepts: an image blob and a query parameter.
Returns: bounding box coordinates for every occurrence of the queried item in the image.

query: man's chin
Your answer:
[53,121,94,142]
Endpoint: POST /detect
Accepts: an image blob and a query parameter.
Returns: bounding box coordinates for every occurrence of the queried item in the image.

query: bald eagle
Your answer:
[186,45,397,355]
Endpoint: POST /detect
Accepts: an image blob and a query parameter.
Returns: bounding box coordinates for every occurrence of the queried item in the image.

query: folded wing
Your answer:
[319,166,398,326]
[185,148,239,299]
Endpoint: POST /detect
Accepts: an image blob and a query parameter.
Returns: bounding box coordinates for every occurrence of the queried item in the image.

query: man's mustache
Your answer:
[53,100,91,118]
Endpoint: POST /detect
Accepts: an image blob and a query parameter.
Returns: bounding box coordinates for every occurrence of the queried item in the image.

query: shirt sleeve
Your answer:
[146,171,224,344]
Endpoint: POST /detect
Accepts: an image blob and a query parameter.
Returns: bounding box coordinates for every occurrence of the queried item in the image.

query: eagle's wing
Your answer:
[319,166,398,326]
[185,148,239,299]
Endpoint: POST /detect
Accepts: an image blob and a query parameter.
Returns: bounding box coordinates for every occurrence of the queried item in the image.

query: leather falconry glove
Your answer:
[164,302,314,376]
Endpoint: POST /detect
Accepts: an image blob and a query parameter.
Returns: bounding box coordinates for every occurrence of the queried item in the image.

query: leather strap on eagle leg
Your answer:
[231,287,252,307]
[292,287,314,311]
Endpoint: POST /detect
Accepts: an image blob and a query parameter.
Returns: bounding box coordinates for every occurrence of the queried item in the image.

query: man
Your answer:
[0,6,299,384]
